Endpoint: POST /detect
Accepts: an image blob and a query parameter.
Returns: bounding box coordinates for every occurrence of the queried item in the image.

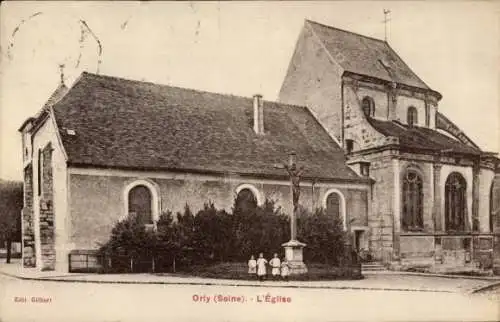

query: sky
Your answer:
[1,1,499,180]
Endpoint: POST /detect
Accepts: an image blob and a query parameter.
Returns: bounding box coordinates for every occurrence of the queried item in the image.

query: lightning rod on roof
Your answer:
[58,63,65,86]
[383,9,391,42]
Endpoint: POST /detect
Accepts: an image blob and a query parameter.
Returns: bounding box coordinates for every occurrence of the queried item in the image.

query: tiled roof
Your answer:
[307,20,432,91]
[368,118,481,155]
[52,72,364,182]
[18,84,68,132]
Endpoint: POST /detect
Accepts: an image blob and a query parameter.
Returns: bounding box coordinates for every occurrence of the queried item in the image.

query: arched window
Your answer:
[402,170,423,231]
[490,176,500,232]
[124,179,159,224]
[128,185,153,224]
[361,97,375,118]
[407,106,418,126]
[322,189,347,230]
[235,188,258,214]
[326,193,341,218]
[445,173,467,231]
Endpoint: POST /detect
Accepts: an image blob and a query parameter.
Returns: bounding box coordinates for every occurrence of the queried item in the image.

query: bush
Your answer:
[99,198,351,273]
[297,208,348,265]
[231,199,290,261]
[98,213,156,272]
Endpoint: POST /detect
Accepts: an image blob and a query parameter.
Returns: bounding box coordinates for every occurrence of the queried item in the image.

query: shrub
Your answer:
[231,199,290,261]
[99,198,352,272]
[297,208,348,265]
[98,213,156,272]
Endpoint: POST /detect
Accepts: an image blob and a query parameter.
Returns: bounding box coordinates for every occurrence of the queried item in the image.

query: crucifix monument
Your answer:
[280,152,308,275]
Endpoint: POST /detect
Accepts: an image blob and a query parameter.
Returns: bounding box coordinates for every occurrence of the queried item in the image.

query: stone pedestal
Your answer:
[282,239,307,275]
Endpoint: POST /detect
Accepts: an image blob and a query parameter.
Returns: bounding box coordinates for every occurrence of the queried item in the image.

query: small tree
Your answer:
[155,211,182,272]
[191,202,233,263]
[99,214,155,272]
[0,180,23,263]
[232,198,289,261]
[297,208,347,265]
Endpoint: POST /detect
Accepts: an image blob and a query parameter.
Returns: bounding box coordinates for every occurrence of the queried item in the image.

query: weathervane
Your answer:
[383,9,391,42]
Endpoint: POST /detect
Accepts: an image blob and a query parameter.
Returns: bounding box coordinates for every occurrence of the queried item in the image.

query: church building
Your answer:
[279,20,500,272]
[19,19,500,273]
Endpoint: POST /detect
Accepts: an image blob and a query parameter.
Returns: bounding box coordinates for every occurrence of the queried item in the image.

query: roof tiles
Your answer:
[52,72,363,182]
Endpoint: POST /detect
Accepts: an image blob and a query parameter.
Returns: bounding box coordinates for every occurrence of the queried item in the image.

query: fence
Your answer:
[68,250,102,273]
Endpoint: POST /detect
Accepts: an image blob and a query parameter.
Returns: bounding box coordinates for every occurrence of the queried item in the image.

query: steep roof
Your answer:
[306,20,432,92]
[18,84,68,132]
[368,118,481,155]
[51,72,365,182]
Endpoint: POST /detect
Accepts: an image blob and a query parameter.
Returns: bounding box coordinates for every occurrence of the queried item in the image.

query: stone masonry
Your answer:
[22,163,36,267]
[39,143,55,270]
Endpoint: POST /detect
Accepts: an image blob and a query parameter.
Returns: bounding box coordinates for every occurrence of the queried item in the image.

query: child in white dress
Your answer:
[269,253,281,280]
[248,255,257,277]
[256,253,268,281]
[281,258,290,281]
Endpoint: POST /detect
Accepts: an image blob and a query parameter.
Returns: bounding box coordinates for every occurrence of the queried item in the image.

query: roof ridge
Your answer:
[305,19,386,44]
[383,42,432,91]
[81,71,309,111]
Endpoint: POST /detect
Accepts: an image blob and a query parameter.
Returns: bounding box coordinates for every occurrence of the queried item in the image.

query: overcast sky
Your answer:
[1,1,499,180]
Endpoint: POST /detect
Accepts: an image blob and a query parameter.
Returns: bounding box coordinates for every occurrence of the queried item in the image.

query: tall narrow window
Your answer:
[407,106,418,126]
[345,139,354,154]
[402,170,423,231]
[445,173,467,231]
[128,185,153,224]
[361,97,375,118]
[326,192,341,219]
[323,189,346,230]
[37,149,42,196]
[490,177,500,232]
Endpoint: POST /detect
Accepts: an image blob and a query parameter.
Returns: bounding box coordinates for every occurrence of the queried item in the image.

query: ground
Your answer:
[0,262,498,321]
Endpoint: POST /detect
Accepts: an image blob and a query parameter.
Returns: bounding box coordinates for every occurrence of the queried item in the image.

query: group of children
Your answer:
[248,253,290,281]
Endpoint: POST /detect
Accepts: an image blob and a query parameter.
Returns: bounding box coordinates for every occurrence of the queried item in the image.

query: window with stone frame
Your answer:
[490,177,500,232]
[407,106,418,126]
[326,192,341,220]
[445,172,467,232]
[361,97,375,118]
[402,170,424,231]
[235,188,258,214]
[128,185,153,224]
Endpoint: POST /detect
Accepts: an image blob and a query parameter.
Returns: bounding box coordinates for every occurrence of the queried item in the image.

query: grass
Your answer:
[158,262,363,281]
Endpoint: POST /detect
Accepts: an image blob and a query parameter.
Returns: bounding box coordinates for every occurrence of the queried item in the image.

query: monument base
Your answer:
[282,239,308,275]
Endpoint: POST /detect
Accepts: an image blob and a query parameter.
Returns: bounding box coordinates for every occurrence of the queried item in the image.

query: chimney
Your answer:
[253,94,264,134]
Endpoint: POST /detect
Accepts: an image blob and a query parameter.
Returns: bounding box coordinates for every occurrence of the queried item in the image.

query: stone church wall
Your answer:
[394,95,427,126]
[39,143,55,270]
[22,163,36,267]
[343,84,389,152]
[355,86,389,120]
[479,168,495,232]
[363,153,395,262]
[278,22,344,144]
[26,114,69,272]
[67,169,369,252]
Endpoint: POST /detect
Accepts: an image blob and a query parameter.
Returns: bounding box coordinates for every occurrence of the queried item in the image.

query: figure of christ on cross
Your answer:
[283,153,304,241]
